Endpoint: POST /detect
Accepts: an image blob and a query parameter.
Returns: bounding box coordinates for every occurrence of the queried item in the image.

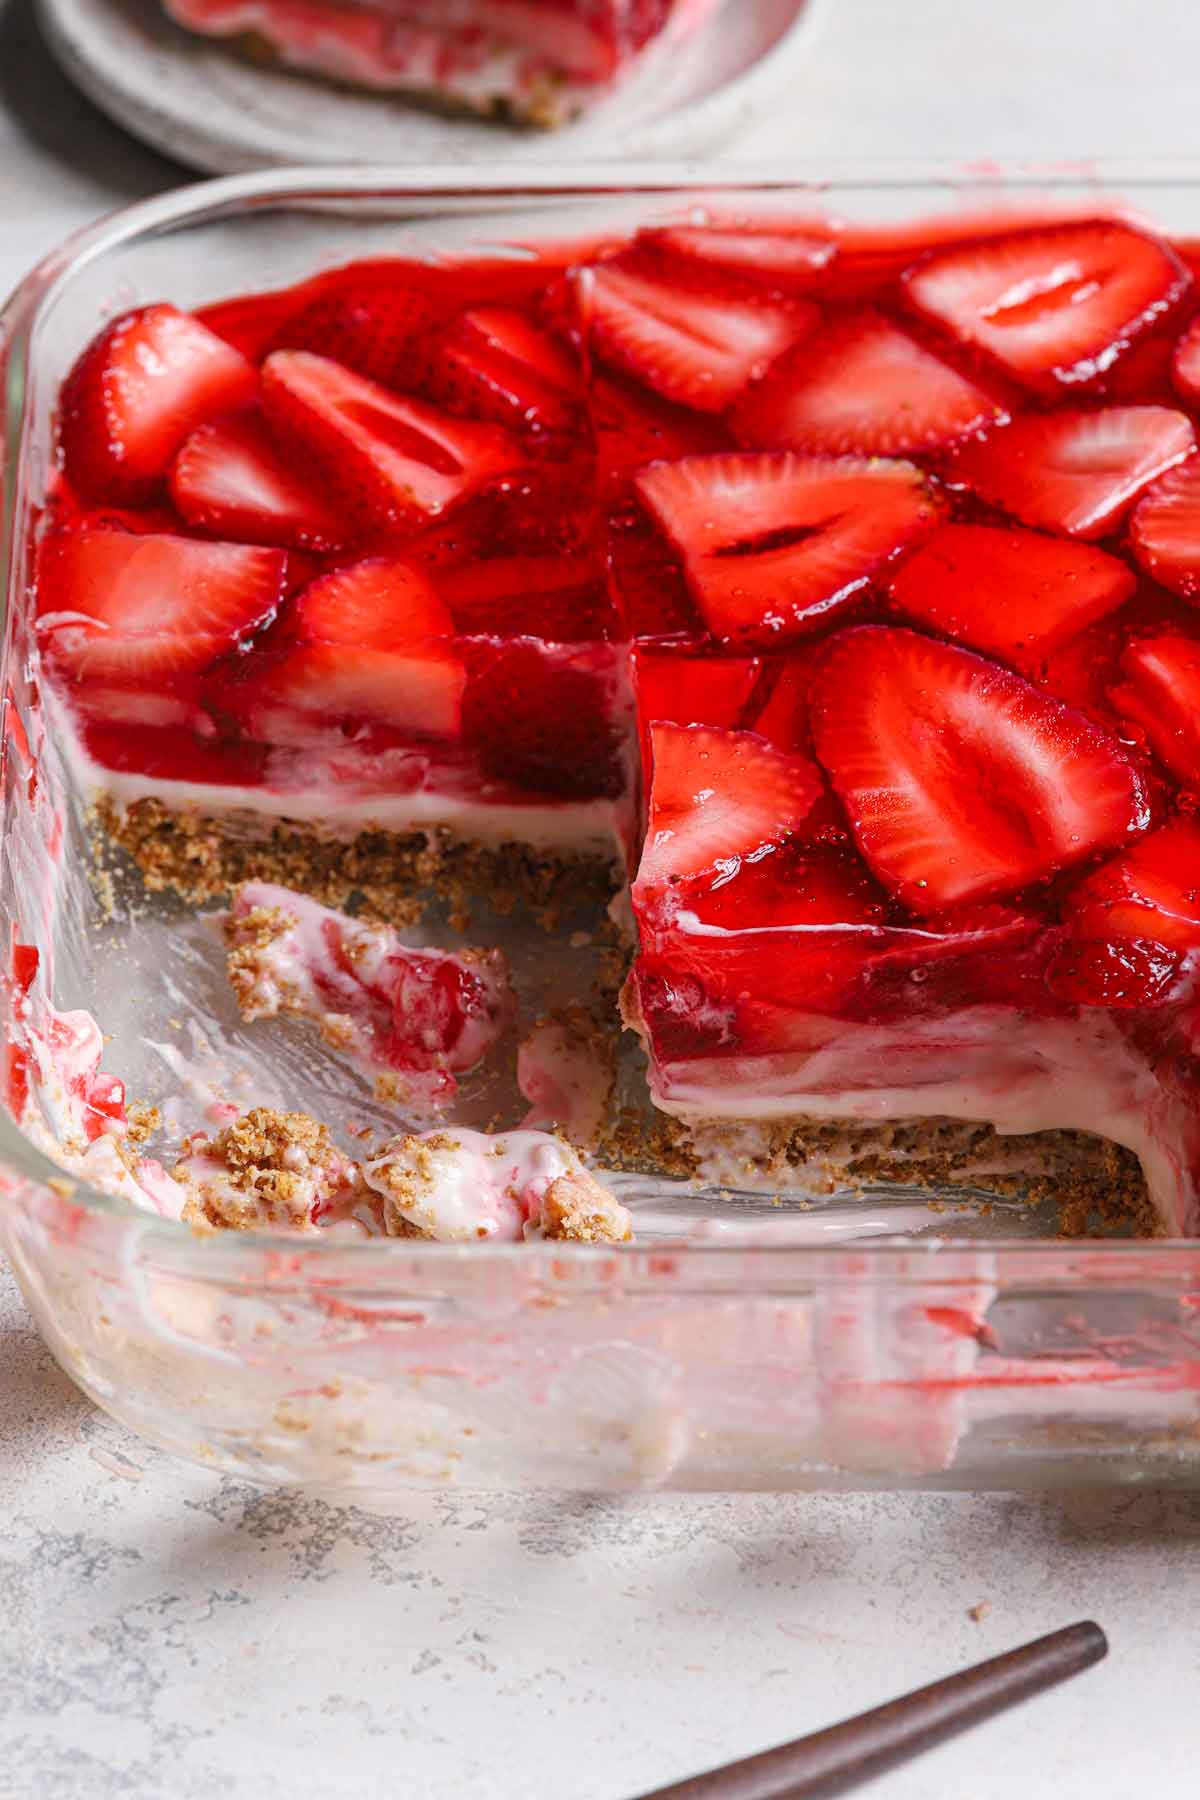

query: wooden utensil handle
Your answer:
[633,1620,1108,1800]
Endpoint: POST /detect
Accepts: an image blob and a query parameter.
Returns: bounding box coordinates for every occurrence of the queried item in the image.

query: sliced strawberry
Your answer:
[1045,935,1184,1009]
[886,522,1135,669]
[951,408,1195,539]
[426,308,580,431]
[579,259,816,413]
[266,277,440,385]
[1171,314,1200,405]
[39,614,217,732]
[461,640,626,801]
[1128,456,1200,597]
[227,641,465,743]
[290,558,452,649]
[733,308,1004,457]
[743,651,820,754]
[40,623,224,684]
[632,647,762,777]
[197,286,312,362]
[634,723,824,894]
[634,452,941,647]
[60,305,257,503]
[903,221,1190,395]
[1110,632,1200,784]
[1067,816,1200,951]
[810,626,1149,912]
[436,554,614,641]
[1095,326,1180,404]
[686,838,888,931]
[640,225,837,287]
[169,412,344,551]
[36,529,286,645]
[260,351,521,531]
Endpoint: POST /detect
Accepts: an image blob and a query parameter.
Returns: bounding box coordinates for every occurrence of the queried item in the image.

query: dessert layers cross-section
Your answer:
[159,0,722,125]
[28,203,1200,1235]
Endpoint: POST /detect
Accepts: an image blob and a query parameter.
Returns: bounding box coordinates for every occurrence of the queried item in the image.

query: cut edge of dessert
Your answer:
[24,201,1200,1242]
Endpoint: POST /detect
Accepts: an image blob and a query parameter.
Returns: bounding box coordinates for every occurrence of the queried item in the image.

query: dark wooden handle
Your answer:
[632,1620,1108,1800]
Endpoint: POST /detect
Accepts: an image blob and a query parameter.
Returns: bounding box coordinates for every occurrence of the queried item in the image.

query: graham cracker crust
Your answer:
[95,796,617,930]
[91,802,1160,1238]
[667,1114,1160,1238]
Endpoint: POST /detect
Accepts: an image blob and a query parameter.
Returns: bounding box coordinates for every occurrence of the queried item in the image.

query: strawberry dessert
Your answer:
[160,0,720,125]
[35,207,1200,1236]
[41,252,633,923]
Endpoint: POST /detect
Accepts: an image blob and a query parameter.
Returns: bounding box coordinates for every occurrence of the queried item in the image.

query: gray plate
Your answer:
[36,0,828,174]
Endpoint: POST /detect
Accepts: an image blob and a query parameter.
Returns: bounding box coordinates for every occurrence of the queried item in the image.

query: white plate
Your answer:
[36,0,826,174]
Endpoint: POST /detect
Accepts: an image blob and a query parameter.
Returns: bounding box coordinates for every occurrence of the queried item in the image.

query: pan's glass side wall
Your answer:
[1,169,1200,1493]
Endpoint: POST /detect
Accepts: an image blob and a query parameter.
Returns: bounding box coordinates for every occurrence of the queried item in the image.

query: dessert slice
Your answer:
[569,209,1200,1233]
[160,0,721,126]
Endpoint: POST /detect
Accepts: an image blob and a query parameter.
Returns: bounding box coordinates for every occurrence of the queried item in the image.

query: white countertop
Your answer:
[3,2,1200,1794]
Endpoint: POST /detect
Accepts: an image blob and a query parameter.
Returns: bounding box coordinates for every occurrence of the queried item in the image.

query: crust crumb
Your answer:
[540,1167,632,1244]
[124,1103,161,1145]
[176,1107,359,1234]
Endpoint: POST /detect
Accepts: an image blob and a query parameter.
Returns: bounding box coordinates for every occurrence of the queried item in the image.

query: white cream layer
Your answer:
[69,742,630,861]
[645,1006,1200,1236]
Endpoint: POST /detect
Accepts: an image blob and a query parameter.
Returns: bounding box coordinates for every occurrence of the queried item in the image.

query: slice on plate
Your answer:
[810,625,1149,912]
[903,221,1190,394]
[951,407,1195,538]
[634,451,941,647]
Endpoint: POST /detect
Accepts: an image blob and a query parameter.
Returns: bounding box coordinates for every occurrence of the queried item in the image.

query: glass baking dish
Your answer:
[7,162,1200,1496]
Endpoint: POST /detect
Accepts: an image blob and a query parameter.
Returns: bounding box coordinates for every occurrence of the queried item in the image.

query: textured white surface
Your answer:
[5,1,1200,1793]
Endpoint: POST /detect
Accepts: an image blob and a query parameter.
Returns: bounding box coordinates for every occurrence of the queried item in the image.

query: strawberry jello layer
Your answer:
[38,208,1200,1234]
[161,0,719,126]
